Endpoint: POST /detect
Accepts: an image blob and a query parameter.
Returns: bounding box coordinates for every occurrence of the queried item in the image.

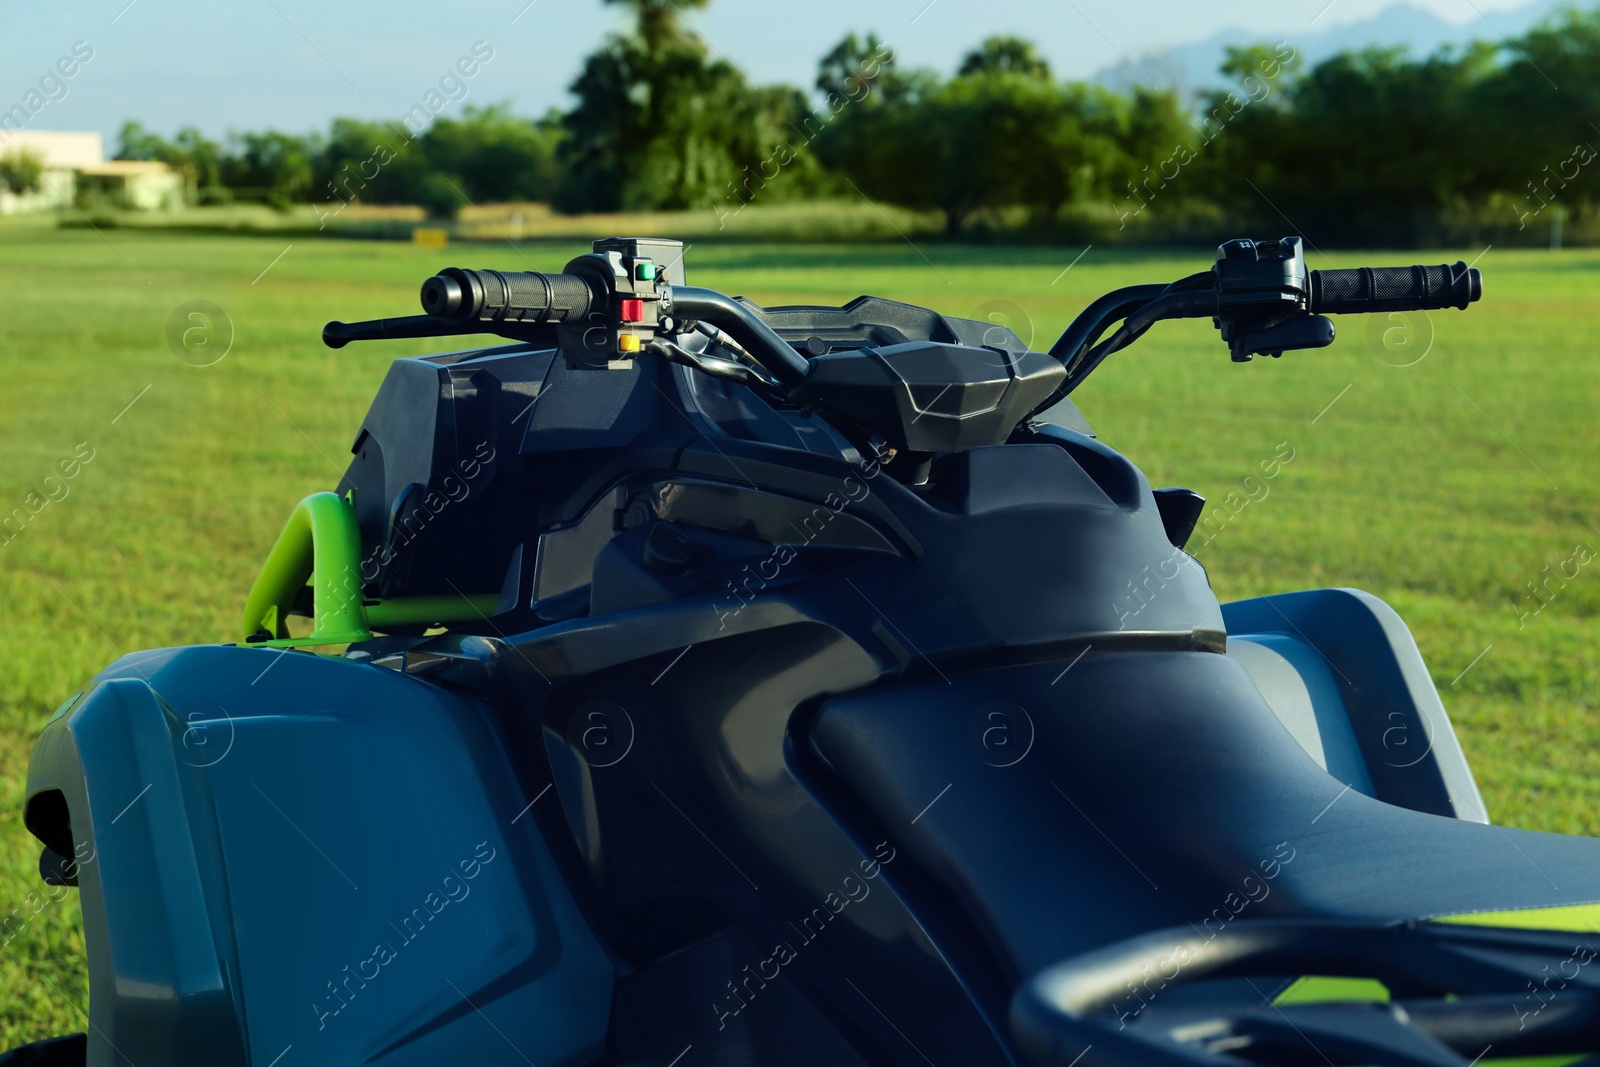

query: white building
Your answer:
[0,130,183,214]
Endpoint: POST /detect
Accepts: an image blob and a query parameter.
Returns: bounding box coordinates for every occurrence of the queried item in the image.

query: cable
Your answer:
[1063,289,1218,392]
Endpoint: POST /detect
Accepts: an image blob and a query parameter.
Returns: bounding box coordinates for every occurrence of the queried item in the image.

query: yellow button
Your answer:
[618,333,641,353]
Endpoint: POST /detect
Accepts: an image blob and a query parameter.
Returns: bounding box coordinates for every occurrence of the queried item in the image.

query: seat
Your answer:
[808,642,1600,985]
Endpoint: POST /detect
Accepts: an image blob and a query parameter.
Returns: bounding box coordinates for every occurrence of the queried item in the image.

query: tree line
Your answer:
[84,0,1600,245]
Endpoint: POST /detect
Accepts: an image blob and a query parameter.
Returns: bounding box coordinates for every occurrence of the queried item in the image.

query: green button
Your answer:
[635,261,657,281]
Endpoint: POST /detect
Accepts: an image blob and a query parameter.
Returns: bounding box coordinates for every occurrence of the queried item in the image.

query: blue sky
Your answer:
[0,0,1540,147]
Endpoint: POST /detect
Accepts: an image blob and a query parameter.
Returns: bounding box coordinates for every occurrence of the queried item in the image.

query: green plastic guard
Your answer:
[241,492,499,648]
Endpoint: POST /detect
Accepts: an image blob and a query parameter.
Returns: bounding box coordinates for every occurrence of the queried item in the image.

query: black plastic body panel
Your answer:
[513,621,1011,1066]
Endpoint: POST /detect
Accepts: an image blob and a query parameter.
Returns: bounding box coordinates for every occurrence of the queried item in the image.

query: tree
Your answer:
[220,130,319,208]
[816,32,895,100]
[115,121,168,163]
[0,147,43,195]
[315,118,415,209]
[816,36,1184,235]
[958,36,1052,80]
[117,121,226,203]
[810,54,943,219]
[557,0,813,212]
[422,104,564,203]
[1218,43,1300,87]
[558,0,713,210]
[616,0,709,52]
[1474,9,1600,215]
[1200,43,1497,245]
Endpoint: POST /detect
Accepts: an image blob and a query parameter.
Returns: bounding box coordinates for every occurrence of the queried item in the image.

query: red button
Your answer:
[620,298,645,323]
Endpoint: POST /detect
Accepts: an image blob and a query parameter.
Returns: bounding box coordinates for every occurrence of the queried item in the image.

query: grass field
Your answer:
[0,225,1595,1045]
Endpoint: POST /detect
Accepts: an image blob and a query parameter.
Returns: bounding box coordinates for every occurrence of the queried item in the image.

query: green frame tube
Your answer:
[241,492,370,646]
[241,492,498,648]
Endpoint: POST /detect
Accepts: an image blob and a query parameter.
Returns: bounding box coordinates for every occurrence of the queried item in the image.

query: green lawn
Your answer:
[0,225,1595,1046]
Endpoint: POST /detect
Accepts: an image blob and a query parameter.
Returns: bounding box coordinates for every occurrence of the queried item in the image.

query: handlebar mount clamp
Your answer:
[1212,236,1335,362]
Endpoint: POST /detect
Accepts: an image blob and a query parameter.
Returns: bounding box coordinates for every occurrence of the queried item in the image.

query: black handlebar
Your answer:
[420,268,599,324]
[662,286,812,386]
[325,238,1485,417]
[413,269,811,386]
[1309,261,1481,315]
[1035,241,1486,408]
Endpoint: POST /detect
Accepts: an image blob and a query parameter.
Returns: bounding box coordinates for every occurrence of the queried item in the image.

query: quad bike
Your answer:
[13,235,1600,1067]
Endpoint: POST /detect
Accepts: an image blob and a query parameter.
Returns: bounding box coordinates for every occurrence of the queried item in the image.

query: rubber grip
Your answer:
[1308,262,1481,314]
[421,268,597,324]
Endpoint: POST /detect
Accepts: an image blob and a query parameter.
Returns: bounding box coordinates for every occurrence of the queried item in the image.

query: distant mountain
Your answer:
[1096,0,1575,97]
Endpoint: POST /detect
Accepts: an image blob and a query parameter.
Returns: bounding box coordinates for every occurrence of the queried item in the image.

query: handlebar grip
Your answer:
[1308,262,1481,315]
[421,267,598,324]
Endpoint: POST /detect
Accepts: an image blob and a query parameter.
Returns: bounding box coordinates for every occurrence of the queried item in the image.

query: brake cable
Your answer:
[646,337,784,391]
[1066,287,1219,388]
[1041,271,1213,407]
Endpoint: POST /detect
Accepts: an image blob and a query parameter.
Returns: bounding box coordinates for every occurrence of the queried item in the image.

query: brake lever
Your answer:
[322,314,556,350]
[1229,314,1336,361]
[646,338,784,390]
